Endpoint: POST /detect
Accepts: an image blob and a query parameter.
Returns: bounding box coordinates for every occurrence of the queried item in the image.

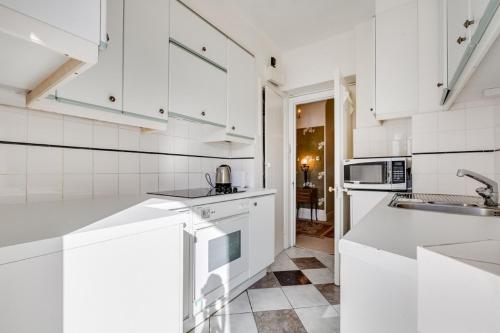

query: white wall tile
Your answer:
[27,110,63,145]
[140,154,159,173]
[0,175,26,204]
[63,174,93,200]
[438,110,466,131]
[438,131,466,152]
[140,132,159,152]
[118,152,140,173]
[437,153,466,175]
[0,106,27,141]
[93,174,118,197]
[412,174,438,193]
[119,174,140,195]
[412,113,438,133]
[188,157,202,173]
[172,137,189,154]
[27,147,63,174]
[27,174,62,202]
[158,134,172,153]
[188,173,203,189]
[466,107,495,129]
[466,128,495,150]
[94,122,118,149]
[465,153,495,175]
[437,174,467,195]
[412,154,438,174]
[63,116,93,147]
[93,151,119,174]
[118,126,140,150]
[495,151,500,174]
[170,118,190,138]
[63,149,93,174]
[173,156,189,173]
[159,155,174,173]
[0,144,26,174]
[174,173,189,190]
[159,173,174,190]
[140,174,159,193]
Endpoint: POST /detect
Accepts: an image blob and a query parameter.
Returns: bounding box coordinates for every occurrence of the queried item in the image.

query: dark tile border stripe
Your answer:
[0,140,254,160]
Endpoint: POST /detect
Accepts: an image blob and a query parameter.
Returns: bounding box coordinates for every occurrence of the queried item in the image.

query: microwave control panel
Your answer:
[391,161,406,183]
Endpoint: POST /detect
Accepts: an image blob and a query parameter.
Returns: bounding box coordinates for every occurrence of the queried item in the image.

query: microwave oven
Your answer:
[343,157,412,191]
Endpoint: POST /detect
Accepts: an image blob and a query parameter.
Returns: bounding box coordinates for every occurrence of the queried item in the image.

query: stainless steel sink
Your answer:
[389,193,500,217]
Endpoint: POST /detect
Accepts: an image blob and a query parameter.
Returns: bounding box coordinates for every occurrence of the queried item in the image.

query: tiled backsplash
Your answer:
[0,105,256,204]
[353,118,412,157]
[412,103,500,195]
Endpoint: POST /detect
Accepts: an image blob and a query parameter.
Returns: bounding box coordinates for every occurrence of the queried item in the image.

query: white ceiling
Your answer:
[228,0,375,51]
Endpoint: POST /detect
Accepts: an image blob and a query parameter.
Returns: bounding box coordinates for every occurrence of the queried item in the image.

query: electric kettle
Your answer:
[215,165,232,191]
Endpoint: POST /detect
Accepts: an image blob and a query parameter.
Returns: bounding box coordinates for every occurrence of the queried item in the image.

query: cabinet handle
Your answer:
[370,108,374,113]
[201,111,206,116]
[202,46,207,52]
[464,19,475,29]
[108,95,116,102]
[159,108,165,114]
[437,82,443,87]
[232,126,236,130]
[457,36,467,44]
[254,202,257,206]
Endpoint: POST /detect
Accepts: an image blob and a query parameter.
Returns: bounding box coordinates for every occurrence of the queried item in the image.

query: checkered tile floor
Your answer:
[190,247,339,333]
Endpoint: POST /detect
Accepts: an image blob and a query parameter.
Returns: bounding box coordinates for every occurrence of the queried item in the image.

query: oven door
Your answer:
[344,159,393,190]
[194,213,249,303]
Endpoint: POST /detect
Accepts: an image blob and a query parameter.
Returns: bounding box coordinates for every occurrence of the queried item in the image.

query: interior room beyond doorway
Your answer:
[295,99,334,254]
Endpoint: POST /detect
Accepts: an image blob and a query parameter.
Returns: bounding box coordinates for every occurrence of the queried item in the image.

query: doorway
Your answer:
[294,99,335,254]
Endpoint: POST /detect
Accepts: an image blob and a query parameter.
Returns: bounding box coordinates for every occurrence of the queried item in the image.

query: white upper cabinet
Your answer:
[375,0,418,119]
[226,40,257,139]
[123,0,169,121]
[56,0,124,110]
[447,0,470,84]
[0,0,102,44]
[169,43,227,127]
[170,0,227,68]
[355,19,379,127]
[418,0,445,113]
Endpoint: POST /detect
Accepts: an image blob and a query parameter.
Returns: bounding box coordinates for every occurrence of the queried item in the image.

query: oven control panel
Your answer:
[193,200,250,223]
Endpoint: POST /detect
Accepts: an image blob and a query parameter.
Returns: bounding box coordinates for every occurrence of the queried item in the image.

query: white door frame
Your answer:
[286,89,335,249]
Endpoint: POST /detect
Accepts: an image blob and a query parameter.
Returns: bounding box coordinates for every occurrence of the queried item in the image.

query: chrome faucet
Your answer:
[457,169,499,207]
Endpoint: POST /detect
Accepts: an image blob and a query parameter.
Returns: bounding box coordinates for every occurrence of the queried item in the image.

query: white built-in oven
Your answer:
[344,157,412,191]
[192,200,249,314]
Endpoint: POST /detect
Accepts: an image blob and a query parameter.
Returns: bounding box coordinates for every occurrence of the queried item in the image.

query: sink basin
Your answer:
[389,193,500,217]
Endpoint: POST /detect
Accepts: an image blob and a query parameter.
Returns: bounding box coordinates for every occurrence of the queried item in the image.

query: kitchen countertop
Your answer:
[341,194,500,261]
[0,188,276,263]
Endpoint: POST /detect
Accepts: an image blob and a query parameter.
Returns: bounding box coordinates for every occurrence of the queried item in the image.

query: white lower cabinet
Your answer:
[0,222,184,333]
[169,42,227,126]
[349,190,388,228]
[249,195,275,277]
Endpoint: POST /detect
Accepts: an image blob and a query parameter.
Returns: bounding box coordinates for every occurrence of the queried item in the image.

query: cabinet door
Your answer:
[0,252,63,333]
[0,0,101,44]
[349,191,387,227]
[169,43,227,126]
[56,0,123,110]
[469,0,490,37]
[447,0,469,84]
[418,0,445,113]
[355,19,378,126]
[249,195,275,277]
[170,0,227,67]
[123,0,169,121]
[227,40,257,139]
[375,0,418,119]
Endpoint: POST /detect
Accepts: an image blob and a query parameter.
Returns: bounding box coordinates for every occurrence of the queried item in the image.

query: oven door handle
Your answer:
[194,212,249,231]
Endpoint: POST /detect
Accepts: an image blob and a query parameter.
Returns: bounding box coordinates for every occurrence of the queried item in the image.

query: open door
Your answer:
[333,70,352,285]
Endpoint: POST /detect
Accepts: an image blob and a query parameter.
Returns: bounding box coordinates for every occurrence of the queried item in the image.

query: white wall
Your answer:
[297,101,326,129]
[281,30,356,91]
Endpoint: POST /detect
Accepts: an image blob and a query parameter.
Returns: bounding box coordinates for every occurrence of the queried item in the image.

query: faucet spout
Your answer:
[457,169,499,207]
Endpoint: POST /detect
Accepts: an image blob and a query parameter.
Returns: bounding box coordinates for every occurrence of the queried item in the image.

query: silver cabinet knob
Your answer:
[254,202,257,206]
[201,111,206,116]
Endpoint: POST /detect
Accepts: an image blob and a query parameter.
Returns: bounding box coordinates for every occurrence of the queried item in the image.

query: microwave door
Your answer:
[344,162,392,190]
